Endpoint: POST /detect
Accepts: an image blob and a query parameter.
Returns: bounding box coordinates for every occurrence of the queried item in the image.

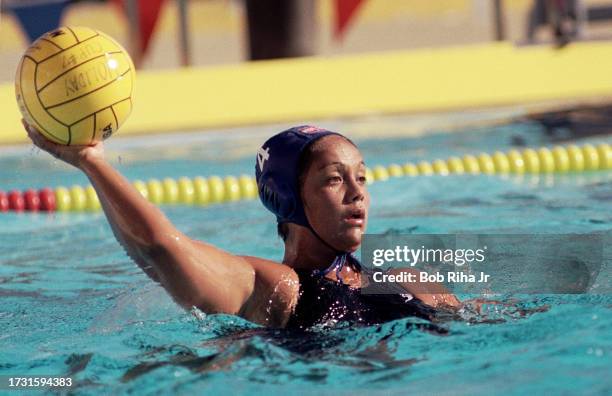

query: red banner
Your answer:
[112,0,166,57]
[334,0,365,40]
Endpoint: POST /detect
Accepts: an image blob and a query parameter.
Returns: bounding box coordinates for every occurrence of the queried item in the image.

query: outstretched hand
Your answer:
[23,119,105,169]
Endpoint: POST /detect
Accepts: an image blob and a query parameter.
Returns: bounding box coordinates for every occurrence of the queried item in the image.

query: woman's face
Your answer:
[300,135,370,252]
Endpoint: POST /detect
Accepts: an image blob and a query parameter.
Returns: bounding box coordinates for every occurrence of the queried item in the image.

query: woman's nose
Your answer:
[347,177,365,203]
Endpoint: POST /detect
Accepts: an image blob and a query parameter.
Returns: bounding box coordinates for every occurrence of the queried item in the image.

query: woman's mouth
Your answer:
[344,208,365,227]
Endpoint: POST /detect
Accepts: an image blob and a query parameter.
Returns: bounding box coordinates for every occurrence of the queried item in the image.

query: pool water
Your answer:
[1,114,611,395]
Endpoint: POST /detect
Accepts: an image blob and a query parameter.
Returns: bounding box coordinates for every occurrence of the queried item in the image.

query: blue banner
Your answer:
[9,0,69,43]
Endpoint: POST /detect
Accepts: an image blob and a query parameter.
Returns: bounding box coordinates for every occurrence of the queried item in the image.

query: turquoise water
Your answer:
[1,116,611,395]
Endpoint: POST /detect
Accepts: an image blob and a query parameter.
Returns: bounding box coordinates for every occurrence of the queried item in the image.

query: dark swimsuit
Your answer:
[285,255,438,330]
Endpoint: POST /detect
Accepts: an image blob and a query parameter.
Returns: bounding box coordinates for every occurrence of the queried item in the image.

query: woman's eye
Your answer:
[357,176,367,184]
[328,176,342,184]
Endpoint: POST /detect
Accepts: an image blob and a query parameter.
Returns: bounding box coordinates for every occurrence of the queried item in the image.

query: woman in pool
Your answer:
[24,122,460,329]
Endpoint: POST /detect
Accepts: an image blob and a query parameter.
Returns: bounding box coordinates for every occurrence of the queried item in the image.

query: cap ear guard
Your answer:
[258,179,296,222]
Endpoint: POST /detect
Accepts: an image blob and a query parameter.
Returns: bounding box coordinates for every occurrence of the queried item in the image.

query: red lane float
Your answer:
[0,188,56,212]
[23,189,40,212]
[8,190,25,212]
[38,188,56,212]
[0,191,9,212]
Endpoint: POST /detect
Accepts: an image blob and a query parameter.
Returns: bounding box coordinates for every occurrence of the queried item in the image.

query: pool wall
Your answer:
[1,41,612,145]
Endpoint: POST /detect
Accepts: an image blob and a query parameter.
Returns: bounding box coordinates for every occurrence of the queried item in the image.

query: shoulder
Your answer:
[241,256,299,285]
[241,256,300,299]
[238,256,300,327]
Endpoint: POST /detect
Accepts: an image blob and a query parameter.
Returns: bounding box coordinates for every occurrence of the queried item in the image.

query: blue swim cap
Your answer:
[255,125,340,228]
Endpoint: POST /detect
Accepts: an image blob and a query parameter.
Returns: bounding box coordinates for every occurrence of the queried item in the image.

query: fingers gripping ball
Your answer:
[15,26,135,145]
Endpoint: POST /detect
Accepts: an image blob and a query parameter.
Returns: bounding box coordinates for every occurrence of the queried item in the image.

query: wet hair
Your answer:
[277,135,357,242]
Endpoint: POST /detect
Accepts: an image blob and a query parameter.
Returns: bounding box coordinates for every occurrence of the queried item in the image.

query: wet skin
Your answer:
[23,122,459,328]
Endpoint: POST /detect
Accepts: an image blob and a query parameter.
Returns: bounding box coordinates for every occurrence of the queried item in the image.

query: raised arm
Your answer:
[24,121,255,314]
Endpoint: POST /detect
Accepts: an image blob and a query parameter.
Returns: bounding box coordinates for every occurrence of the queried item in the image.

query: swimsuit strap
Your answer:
[312,252,362,284]
[302,219,362,284]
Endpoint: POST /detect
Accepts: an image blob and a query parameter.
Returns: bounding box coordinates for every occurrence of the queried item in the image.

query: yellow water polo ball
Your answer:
[15,26,135,145]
